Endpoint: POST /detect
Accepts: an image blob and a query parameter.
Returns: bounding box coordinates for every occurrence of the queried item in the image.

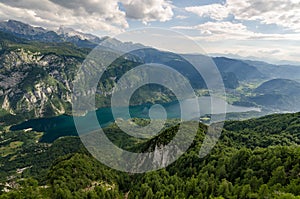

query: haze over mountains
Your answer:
[0,20,300,122]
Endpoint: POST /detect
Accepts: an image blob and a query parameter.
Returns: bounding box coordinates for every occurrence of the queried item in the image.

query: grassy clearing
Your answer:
[0,141,23,157]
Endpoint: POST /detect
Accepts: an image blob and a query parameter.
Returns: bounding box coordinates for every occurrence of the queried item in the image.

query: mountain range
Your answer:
[1,20,300,199]
[250,79,300,112]
[0,20,300,122]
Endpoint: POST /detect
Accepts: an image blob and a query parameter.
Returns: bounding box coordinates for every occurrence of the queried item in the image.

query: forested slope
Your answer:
[1,113,300,198]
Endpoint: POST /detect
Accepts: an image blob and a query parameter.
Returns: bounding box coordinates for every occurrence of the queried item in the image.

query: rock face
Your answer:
[0,29,240,120]
[0,20,96,118]
[0,20,101,48]
[2,95,11,113]
[0,27,150,120]
[57,26,102,44]
[6,20,292,120]
[0,20,47,36]
[0,47,79,118]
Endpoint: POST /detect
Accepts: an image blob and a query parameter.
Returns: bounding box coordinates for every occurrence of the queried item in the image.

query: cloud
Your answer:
[49,0,128,27]
[185,4,229,20]
[173,22,254,41]
[0,0,175,33]
[173,21,300,63]
[258,49,281,55]
[172,21,300,41]
[121,0,174,24]
[195,22,250,38]
[0,0,128,33]
[184,0,300,31]
[175,15,188,20]
[227,0,300,31]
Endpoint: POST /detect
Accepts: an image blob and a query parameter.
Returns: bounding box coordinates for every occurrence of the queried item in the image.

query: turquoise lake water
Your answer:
[11,97,260,142]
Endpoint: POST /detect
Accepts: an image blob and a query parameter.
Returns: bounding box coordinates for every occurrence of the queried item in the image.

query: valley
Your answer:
[0,21,300,125]
[0,20,300,199]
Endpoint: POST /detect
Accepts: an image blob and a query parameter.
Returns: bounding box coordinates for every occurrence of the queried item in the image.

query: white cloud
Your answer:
[49,0,128,27]
[173,21,300,41]
[227,0,300,31]
[173,21,300,63]
[213,45,300,64]
[173,22,255,41]
[0,0,175,33]
[121,0,174,24]
[185,4,229,20]
[184,0,300,31]
[175,15,188,19]
[0,0,128,33]
[196,22,250,38]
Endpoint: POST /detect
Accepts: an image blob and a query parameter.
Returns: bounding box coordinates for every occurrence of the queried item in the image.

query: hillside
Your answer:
[249,79,300,112]
[0,21,257,122]
[1,113,300,198]
[123,48,240,89]
[213,57,266,81]
[243,60,300,81]
[255,79,300,95]
[0,20,99,48]
[0,31,87,120]
[1,20,300,122]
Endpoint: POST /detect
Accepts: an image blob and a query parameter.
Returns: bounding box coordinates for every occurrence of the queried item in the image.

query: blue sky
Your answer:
[0,0,299,64]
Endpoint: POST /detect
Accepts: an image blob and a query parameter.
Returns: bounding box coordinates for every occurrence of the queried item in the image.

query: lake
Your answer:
[10,97,260,142]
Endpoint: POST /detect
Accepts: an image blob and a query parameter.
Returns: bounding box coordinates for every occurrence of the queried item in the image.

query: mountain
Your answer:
[0,31,86,119]
[249,79,300,111]
[0,30,157,121]
[0,20,47,36]
[0,20,61,43]
[57,26,101,43]
[2,19,300,122]
[255,79,300,95]
[0,25,241,121]
[209,55,300,82]
[0,20,267,82]
[243,60,300,81]
[56,26,102,48]
[0,20,101,48]
[2,20,300,199]
[210,52,300,66]
[213,57,266,81]
[129,48,240,89]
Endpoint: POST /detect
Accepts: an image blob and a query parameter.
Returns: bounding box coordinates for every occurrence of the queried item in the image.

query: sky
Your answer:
[0,0,300,64]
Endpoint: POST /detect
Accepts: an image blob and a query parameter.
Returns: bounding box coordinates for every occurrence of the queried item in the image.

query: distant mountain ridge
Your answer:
[243,60,300,81]
[1,19,299,79]
[0,20,47,36]
[0,19,300,120]
[255,79,300,95]
[249,79,300,112]
[213,57,266,81]
[0,27,239,121]
[0,20,101,48]
[57,26,101,43]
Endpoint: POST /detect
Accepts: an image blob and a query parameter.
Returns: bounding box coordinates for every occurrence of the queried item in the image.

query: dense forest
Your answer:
[1,112,300,198]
